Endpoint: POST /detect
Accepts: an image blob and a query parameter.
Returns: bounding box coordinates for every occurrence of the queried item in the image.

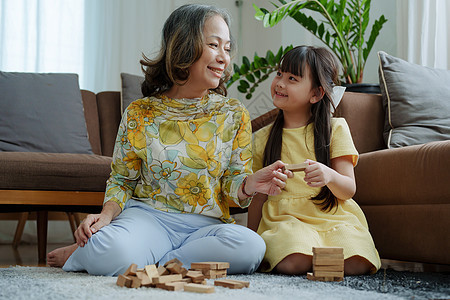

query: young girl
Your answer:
[248,45,381,275]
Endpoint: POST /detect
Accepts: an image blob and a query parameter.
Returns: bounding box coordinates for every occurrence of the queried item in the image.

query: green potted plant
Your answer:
[227,0,387,98]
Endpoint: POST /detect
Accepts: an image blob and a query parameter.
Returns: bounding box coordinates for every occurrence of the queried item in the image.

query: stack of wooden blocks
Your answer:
[307,247,344,282]
[116,259,249,293]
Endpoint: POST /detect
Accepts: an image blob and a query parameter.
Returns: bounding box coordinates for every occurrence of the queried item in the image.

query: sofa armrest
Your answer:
[354,140,450,205]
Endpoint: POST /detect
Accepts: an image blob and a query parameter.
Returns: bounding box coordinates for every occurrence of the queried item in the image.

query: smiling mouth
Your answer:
[208,66,223,76]
[275,91,287,97]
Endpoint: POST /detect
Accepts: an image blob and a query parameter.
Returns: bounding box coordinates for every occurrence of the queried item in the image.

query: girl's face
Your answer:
[187,15,231,97]
[271,64,319,114]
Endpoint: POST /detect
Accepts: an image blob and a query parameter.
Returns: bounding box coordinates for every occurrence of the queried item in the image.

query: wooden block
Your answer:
[164,258,182,267]
[214,279,247,289]
[285,162,308,172]
[185,270,205,279]
[190,262,230,270]
[156,281,186,291]
[152,274,183,284]
[130,276,142,288]
[307,272,343,282]
[313,270,344,278]
[184,283,215,293]
[313,256,344,266]
[166,262,183,274]
[313,264,344,272]
[157,266,170,276]
[180,267,188,277]
[144,264,159,278]
[123,263,138,276]
[179,278,193,283]
[313,253,345,259]
[116,274,132,287]
[222,279,250,288]
[136,270,153,286]
[312,247,343,255]
[203,269,227,279]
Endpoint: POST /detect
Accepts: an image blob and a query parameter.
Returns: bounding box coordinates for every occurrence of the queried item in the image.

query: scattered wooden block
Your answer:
[166,262,183,274]
[185,270,205,281]
[116,274,132,287]
[179,278,193,283]
[214,279,249,289]
[184,283,215,294]
[136,270,153,286]
[116,260,238,293]
[164,258,183,267]
[157,265,170,276]
[223,279,250,288]
[130,276,142,288]
[285,162,308,172]
[156,281,186,291]
[152,274,183,284]
[123,263,138,276]
[144,264,159,278]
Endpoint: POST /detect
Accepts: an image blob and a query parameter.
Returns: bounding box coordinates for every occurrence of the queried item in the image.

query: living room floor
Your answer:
[0,243,67,268]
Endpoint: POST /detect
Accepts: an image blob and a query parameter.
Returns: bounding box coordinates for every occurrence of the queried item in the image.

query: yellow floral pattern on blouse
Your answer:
[104,92,253,223]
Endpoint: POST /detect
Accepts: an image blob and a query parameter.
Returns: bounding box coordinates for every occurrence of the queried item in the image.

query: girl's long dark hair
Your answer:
[263,45,339,211]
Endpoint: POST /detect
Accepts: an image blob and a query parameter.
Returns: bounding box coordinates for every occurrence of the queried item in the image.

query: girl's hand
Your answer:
[303,159,333,188]
[302,157,357,200]
[245,160,293,196]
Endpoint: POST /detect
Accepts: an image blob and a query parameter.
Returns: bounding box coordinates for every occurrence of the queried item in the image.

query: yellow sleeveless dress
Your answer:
[252,118,381,273]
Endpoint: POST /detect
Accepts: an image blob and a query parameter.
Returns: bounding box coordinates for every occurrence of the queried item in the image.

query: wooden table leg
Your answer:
[12,212,29,249]
[37,211,48,264]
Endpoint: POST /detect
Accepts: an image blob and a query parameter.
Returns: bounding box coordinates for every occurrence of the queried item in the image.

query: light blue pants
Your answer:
[63,200,265,276]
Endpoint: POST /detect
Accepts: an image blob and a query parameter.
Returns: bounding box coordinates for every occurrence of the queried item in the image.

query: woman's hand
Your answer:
[74,201,121,247]
[243,160,293,197]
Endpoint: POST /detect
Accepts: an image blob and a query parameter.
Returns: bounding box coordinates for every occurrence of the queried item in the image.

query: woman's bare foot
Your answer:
[47,243,78,267]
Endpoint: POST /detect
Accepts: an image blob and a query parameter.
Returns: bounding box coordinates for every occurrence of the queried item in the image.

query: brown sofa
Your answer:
[0,91,121,263]
[1,90,449,267]
[251,92,450,267]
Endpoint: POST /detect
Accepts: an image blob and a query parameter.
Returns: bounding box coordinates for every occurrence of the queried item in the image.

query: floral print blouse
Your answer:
[104,91,253,223]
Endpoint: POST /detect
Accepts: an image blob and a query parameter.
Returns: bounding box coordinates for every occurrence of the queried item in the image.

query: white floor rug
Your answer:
[0,266,448,300]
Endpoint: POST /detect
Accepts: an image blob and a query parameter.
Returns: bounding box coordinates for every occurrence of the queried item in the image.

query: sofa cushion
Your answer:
[0,72,93,154]
[120,72,144,112]
[378,51,450,148]
[0,152,112,191]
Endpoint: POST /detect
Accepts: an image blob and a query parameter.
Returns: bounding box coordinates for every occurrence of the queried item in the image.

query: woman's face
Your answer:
[187,15,231,96]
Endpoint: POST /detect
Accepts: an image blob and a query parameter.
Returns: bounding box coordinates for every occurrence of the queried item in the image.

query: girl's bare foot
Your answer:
[47,243,78,267]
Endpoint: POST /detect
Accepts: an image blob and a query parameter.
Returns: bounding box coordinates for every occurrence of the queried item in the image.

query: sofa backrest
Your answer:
[81,90,121,157]
[81,90,102,155]
[334,92,386,154]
